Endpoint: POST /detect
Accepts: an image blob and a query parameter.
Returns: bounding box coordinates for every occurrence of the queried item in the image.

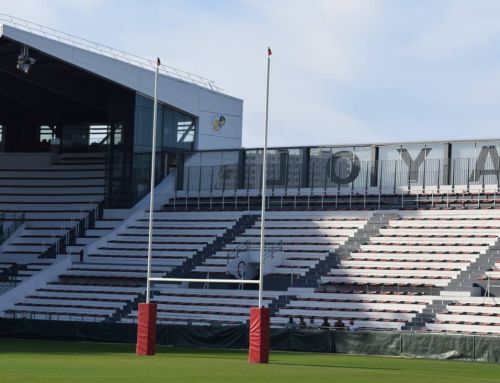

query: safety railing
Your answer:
[41,201,102,258]
[167,188,500,212]
[1,310,104,322]
[225,240,283,264]
[181,156,500,195]
[0,212,25,246]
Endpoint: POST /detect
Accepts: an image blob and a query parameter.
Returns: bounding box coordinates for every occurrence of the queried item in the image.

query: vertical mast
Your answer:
[146,58,160,303]
[258,48,272,308]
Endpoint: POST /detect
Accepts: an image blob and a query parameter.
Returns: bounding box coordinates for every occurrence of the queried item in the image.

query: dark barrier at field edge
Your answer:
[1,318,500,363]
[332,331,401,356]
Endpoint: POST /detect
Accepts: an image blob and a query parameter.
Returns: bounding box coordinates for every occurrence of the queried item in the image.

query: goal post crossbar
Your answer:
[148,277,260,284]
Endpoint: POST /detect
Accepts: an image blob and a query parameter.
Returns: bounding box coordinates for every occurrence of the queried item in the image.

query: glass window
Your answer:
[89,125,109,145]
[39,125,55,143]
[175,111,195,145]
[134,95,163,152]
[132,93,196,203]
[134,95,154,152]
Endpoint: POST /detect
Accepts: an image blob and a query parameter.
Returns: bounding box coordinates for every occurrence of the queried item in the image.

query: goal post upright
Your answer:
[137,50,272,363]
[136,57,160,356]
[248,47,272,364]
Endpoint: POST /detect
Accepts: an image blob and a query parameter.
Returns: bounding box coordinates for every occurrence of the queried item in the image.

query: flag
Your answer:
[156,57,161,66]
[268,47,272,56]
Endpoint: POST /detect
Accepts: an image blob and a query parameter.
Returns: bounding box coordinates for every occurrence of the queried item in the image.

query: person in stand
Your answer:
[298,316,307,329]
[308,317,317,329]
[320,317,330,330]
[334,318,346,330]
[286,316,297,329]
[348,319,358,331]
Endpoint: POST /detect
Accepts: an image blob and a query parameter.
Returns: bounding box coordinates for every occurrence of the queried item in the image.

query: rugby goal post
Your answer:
[136,277,269,363]
[136,49,273,364]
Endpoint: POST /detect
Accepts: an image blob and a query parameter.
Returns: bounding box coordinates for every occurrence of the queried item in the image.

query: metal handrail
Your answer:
[226,240,250,264]
[225,240,283,264]
[0,14,221,91]
[0,212,25,245]
[264,240,283,261]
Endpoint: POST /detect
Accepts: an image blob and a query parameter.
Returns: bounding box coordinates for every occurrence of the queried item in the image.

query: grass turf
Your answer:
[1,338,500,383]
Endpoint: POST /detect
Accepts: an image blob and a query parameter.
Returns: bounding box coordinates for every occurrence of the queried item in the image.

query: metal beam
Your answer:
[149,277,260,284]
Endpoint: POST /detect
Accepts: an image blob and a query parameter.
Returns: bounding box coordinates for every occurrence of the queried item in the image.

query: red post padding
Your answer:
[136,303,157,355]
[248,307,270,363]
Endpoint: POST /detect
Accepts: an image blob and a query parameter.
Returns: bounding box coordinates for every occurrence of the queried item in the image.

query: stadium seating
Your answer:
[194,211,372,277]
[7,283,144,322]
[4,211,244,321]
[320,210,500,291]
[122,287,281,326]
[4,176,500,332]
[0,153,106,281]
[83,210,243,276]
[272,288,436,330]
[484,261,500,281]
[426,297,500,335]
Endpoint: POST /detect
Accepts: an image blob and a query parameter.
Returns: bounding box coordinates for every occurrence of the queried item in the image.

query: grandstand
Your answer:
[2,16,500,358]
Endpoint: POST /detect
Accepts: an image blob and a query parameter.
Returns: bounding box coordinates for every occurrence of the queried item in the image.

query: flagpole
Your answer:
[146,58,160,304]
[258,48,271,308]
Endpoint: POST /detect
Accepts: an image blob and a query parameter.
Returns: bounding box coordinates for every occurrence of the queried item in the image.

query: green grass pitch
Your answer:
[1,338,499,383]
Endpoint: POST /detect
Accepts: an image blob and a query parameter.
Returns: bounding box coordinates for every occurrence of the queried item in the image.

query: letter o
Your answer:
[329,151,361,185]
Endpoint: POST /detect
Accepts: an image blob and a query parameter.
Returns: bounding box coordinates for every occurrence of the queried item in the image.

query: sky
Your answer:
[1,0,500,148]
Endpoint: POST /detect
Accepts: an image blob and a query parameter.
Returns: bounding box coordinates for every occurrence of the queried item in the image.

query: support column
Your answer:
[370,145,379,187]
[176,153,185,191]
[136,303,157,356]
[300,148,310,188]
[248,307,270,363]
[444,143,452,185]
[237,150,246,189]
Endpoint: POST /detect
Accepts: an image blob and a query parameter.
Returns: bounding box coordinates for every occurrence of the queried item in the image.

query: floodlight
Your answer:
[16,46,36,74]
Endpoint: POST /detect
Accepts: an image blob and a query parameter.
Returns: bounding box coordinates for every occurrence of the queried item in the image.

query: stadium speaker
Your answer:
[136,303,157,356]
[248,307,270,363]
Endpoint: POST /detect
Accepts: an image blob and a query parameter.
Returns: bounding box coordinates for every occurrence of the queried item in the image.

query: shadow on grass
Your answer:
[0,338,135,355]
[0,338,247,358]
[271,361,401,371]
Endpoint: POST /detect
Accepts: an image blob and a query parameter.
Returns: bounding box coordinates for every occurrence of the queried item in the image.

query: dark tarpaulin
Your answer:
[2,318,500,363]
[166,324,248,349]
[333,331,401,356]
[0,318,26,337]
[156,324,170,345]
[269,328,291,351]
[25,319,79,341]
[401,333,475,360]
[473,336,500,363]
[77,322,135,343]
[290,329,330,353]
